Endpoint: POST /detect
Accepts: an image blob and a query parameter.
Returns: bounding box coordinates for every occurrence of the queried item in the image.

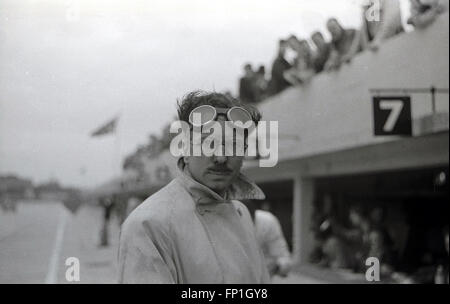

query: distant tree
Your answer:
[122,119,176,171]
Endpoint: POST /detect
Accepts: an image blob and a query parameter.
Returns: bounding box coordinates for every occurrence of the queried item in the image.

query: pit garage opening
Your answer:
[310,166,449,283]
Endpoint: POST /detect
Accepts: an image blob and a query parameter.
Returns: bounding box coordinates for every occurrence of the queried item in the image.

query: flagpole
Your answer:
[110,113,121,179]
[90,115,121,184]
[114,115,121,178]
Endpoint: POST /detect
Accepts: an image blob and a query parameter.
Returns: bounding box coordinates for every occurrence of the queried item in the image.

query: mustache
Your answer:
[207,165,233,173]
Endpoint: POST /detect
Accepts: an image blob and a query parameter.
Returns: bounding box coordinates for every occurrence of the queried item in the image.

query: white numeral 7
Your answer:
[380,100,404,132]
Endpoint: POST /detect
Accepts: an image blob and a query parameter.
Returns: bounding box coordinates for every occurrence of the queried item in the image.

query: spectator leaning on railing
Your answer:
[311,31,332,73]
[360,0,404,52]
[324,18,362,71]
[408,0,448,29]
[283,36,316,86]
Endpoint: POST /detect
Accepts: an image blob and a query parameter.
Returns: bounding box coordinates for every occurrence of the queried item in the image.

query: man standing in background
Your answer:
[244,199,292,278]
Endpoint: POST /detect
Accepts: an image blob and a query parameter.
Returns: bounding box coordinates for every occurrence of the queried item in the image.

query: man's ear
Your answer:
[183,156,190,164]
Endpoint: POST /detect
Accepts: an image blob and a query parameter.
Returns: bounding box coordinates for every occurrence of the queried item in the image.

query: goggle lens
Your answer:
[188,105,216,126]
[228,107,253,125]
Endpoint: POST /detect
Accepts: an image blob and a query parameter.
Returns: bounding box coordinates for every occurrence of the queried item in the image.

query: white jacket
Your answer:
[118,159,269,284]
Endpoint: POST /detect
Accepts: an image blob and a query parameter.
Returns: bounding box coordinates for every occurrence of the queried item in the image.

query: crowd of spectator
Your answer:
[238,0,448,104]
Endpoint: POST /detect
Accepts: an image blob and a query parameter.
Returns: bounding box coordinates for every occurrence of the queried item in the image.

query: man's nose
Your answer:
[212,153,228,164]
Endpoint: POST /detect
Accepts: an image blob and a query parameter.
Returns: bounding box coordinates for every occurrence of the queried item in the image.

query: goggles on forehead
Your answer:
[188,105,253,128]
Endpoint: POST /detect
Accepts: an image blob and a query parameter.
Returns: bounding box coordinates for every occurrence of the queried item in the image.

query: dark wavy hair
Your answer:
[176,90,262,125]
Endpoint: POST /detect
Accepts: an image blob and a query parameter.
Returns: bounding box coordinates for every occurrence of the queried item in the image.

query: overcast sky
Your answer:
[0,0,412,189]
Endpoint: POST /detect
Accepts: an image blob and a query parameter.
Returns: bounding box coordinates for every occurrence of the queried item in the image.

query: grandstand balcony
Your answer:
[249,13,448,169]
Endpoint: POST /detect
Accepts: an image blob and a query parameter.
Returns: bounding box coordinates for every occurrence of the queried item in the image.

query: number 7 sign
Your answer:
[373,96,412,136]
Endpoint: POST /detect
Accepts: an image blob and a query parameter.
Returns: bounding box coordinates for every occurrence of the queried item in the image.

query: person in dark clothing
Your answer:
[267,39,292,96]
[99,196,114,247]
[255,65,268,102]
[311,31,331,73]
[239,63,257,103]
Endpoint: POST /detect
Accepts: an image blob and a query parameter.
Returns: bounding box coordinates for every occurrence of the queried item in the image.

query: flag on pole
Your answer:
[90,116,118,137]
